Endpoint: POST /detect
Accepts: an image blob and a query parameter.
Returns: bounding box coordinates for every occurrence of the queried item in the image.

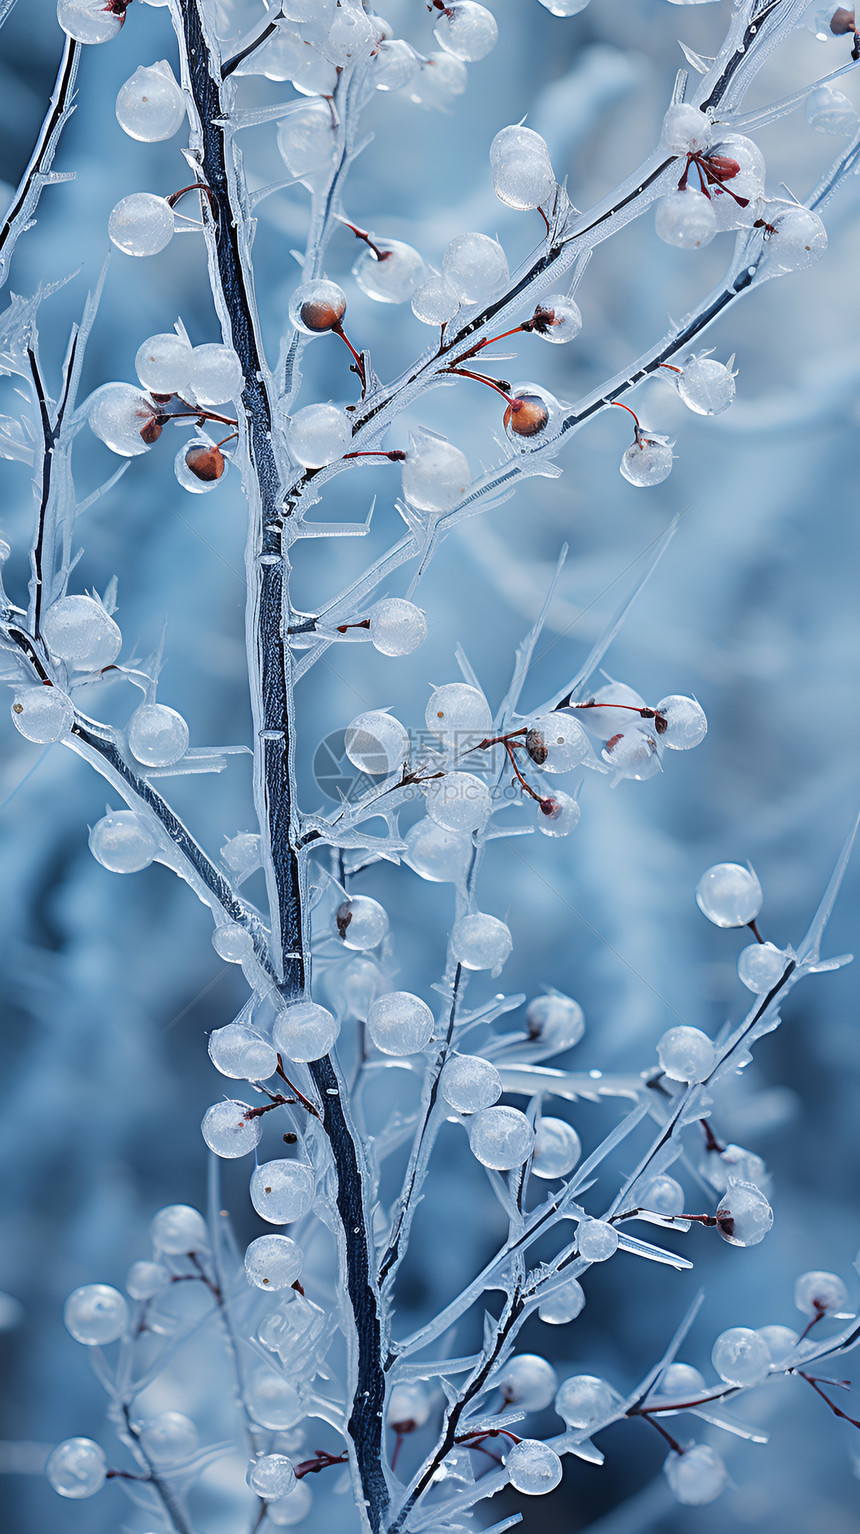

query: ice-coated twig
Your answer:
[0,33,79,290]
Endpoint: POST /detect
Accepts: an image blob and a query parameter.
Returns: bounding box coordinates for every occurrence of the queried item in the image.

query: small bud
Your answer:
[526,727,548,765]
[139,416,164,446]
[504,393,549,437]
[830,8,857,35]
[185,444,225,482]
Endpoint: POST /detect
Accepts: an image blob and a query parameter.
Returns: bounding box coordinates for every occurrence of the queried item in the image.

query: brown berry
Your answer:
[300,297,346,333]
[830,8,856,34]
[504,393,550,437]
[139,416,163,446]
[185,444,225,482]
[336,901,353,940]
[525,728,548,765]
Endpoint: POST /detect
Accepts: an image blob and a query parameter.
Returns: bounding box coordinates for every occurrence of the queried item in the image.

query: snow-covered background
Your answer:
[0,1,858,1529]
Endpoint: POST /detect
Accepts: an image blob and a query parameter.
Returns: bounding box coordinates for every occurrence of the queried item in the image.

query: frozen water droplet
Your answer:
[201,1099,262,1158]
[221,833,262,879]
[537,0,590,15]
[532,1116,581,1178]
[715,1179,773,1247]
[278,103,336,177]
[138,1412,198,1467]
[764,205,828,272]
[526,993,585,1051]
[425,682,492,750]
[209,1022,276,1080]
[174,438,227,494]
[503,383,557,445]
[490,125,555,211]
[109,193,175,257]
[696,862,762,927]
[250,1161,315,1224]
[640,1174,685,1216]
[737,941,789,993]
[353,239,425,304]
[248,1454,296,1500]
[424,771,492,833]
[757,1324,799,1363]
[468,1104,534,1169]
[64,1284,128,1345]
[794,1269,849,1317]
[409,52,467,111]
[442,231,509,303]
[366,991,434,1055]
[89,811,158,874]
[654,695,707,749]
[505,1439,563,1495]
[212,922,253,962]
[42,596,121,671]
[496,1354,558,1410]
[441,1054,502,1112]
[434,1,498,61]
[11,686,74,744]
[661,104,712,156]
[187,343,242,407]
[150,1204,208,1254]
[556,1373,621,1427]
[708,134,766,231]
[657,1025,715,1083]
[287,403,352,468]
[335,895,388,950]
[577,1219,619,1262]
[655,1362,706,1399]
[450,912,512,973]
[245,1234,303,1291]
[711,1326,771,1386]
[620,433,674,487]
[248,1368,302,1430]
[58,0,124,44]
[135,332,193,395]
[676,358,735,416]
[602,728,662,780]
[402,430,471,511]
[116,61,186,141]
[404,818,472,883]
[289,279,347,335]
[664,1444,727,1506]
[538,1277,585,1325]
[411,270,460,325]
[538,790,581,837]
[46,1437,107,1498]
[806,83,859,135]
[87,382,159,456]
[267,1480,313,1525]
[344,711,409,775]
[273,1000,339,1062]
[388,1381,432,1430]
[125,1260,169,1300]
[530,294,582,343]
[326,955,384,1020]
[127,703,189,767]
[655,187,717,249]
[368,598,427,656]
[374,38,419,92]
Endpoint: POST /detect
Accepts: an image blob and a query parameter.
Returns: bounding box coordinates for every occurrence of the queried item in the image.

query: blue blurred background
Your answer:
[0,1,858,1530]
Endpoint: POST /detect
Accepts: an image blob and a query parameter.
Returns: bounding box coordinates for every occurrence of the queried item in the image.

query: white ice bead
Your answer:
[537,0,590,12]
[366,991,435,1055]
[737,941,789,994]
[289,49,338,97]
[329,955,384,1020]
[402,430,471,511]
[109,193,174,257]
[708,1143,768,1193]
[135,332,193,395]
[526,994,585,1050]
[250,1160,315,1225]
[409,52,467,110]
[577,1219,619,1262]
[267,1482,313,1526]
[187,344,243,407]
[556,1374,620,1428]
[451,912,513,973]
[212,922,252,962]
[326,3,376,61]
[221,832,262,878]
[715,1179,773,1247]
[277,103,336,178]
[657,1025,715,1083]
[526,713,590,772]
[116,62,186,142]
[89,811,157,874]
[532,1117,581,1179]
[249,1369,302,1430]
[602,728,662,780]
[127,703,189,767]
[575,681,645,737]
[138,1412,198,1466]
[619,434,674,487]
[505,1439,563,1495]
[388,1381,432,1431]
[538,1277,586,1325]
[434,1,498,60]
[530,294,582,343]
[282,0,335,23]
[243,23,305,81]
[757,1324,799,1364]
[442,232,509,303]
[273,1000,339,1062]
[654,1362,706,1398]
[287,403,351,468]
[696,862,762,927]
[712,1327,771,1386]
[374,38,419,92]
[353,239,426,303]
[201,1099,262,1158]
[490,127,555,211]
[150,1203,208,1254]
[46,1438,107,1498]
[468,1105,534,1169]
[42,596,121,671]
[655,187,717,250]
[806,83,859,134]
[641,1174,685,1216]
[497,1354,558,1410]
[441,1053,502,1112]
[11,686,74,743]
[677,356,736,416]
[245,1234,303,1291]
[58,0,124,44]
[126,1260,169,1300]
[655,694,708,749]
[64,1284,128,1345]
[335,895,388,950]
[403,818,472,883]
[424,772,492,833]
[664,1445,727,1506]
[411,271,460,325]
[764,205,828,272]
[248,1454,296,1500]
[368,597,427,656]
[426,681,492,749]
[794,1269,849,1318]
[209,1023,276,1080]
[87,381,159,456]
[708,134,766,232]
[661,103,713,156]
[344,710,409,775]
